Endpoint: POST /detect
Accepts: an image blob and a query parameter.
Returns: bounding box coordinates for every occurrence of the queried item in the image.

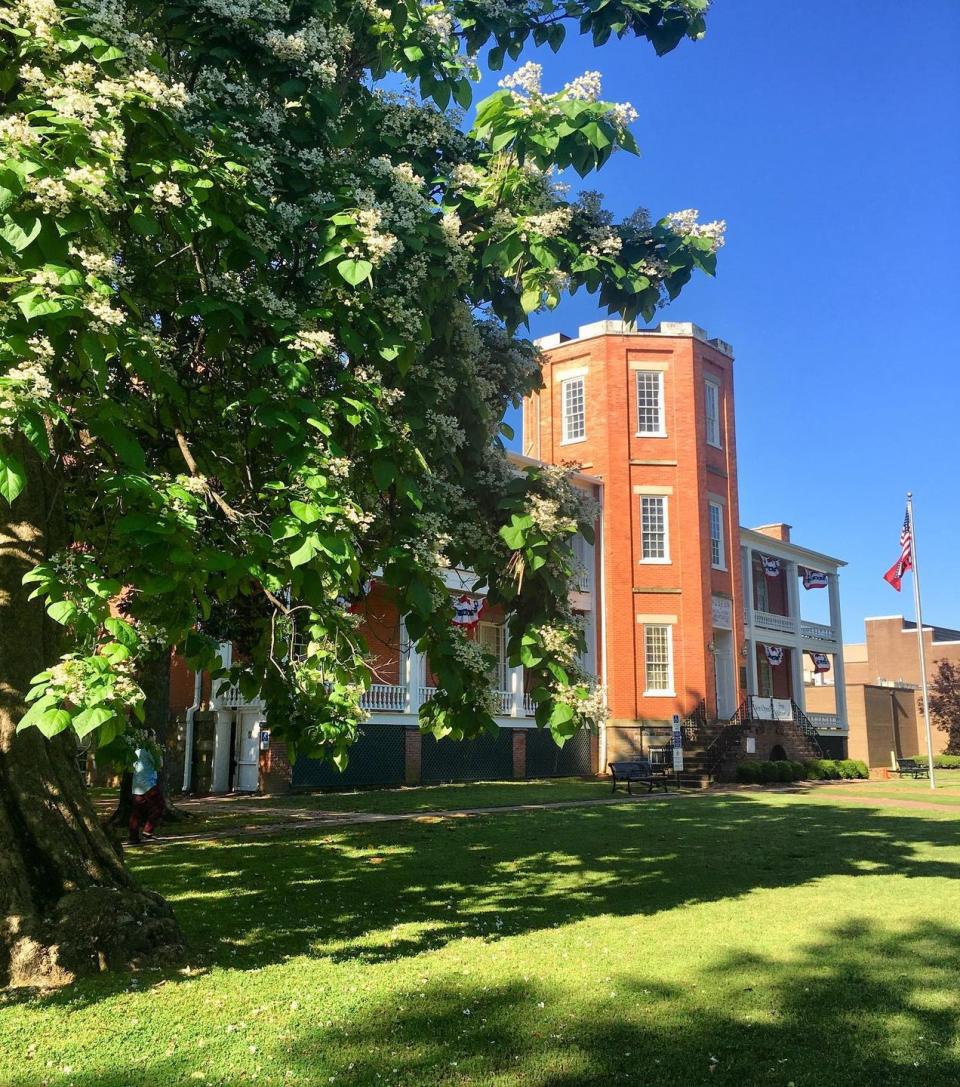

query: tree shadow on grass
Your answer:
[10,918,960,1086]
[13,792,960,1011]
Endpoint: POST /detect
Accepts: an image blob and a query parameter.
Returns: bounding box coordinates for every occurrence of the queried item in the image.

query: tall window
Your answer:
[640,495,669,561]
[636,371,664,436]
[478,622,507,691]
[709,502,725,569]
[704,378,721,448]
[644,624,674,694]
[561,376,585,442]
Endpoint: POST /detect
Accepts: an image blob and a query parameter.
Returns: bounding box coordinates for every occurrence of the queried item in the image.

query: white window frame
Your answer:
[635,370,666,437]
[643,624,675,696]
[560,375,586,444]
[704,377,721,448]
[639,494,670,564]
[709,501,725,570]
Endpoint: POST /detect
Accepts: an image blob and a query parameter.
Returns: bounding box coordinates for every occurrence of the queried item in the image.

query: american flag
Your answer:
[883,507,913,592]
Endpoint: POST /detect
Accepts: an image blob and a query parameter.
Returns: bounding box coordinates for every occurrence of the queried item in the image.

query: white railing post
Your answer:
[786,560,801,636]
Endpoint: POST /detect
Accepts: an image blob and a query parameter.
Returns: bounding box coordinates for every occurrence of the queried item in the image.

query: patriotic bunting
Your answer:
[763,644,785,666]
[760,555,781,577]
[801,567,828,590]
[451,595,485,628]
[809,651,831,674]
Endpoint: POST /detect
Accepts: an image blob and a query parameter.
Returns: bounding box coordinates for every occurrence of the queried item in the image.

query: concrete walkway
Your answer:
[135,790,689,845]
[126,779,959,848]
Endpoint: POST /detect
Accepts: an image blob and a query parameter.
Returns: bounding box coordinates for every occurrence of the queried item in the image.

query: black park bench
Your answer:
[608,759,673,795]
[894,758,926,779]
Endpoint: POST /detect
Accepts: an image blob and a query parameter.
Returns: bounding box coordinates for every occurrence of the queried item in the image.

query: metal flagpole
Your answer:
[907,492,936,790]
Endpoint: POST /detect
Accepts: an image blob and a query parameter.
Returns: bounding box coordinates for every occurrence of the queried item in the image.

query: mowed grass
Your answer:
[3,790,960,1086]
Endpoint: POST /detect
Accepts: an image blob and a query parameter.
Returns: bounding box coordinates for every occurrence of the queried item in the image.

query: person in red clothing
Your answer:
[128,741,165,844]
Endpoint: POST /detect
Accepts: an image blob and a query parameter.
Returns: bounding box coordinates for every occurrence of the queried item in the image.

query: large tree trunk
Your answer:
[0,442,182,988]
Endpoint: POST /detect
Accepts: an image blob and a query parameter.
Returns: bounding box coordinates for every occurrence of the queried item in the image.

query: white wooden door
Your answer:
[235,710,262,792]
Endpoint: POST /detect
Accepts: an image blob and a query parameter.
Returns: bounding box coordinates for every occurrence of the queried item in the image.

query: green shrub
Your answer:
[774,760,794,783]
[933,754,960,769]
[804,758,841,780]
[736,762,760,784]
[789,760,806,781]
[851,759,869,779]
[837,759,857,779]
[758,761,780,784]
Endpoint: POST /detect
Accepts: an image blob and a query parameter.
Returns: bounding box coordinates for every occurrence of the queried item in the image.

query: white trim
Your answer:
[560,374,586,444]
[635,370,666,438]
[709,501,726,571]
[704,376,722,449]
[643,623,675,696]
[639,493,670,563]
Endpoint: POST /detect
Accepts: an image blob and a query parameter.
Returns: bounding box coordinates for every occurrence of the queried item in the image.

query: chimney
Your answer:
[754,523,792,543]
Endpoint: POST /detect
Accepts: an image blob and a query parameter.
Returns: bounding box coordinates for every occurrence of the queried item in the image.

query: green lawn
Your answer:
[3,788,960,1085]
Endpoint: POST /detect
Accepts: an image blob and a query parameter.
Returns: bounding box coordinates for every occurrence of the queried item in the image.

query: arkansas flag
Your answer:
[883,507,913,592]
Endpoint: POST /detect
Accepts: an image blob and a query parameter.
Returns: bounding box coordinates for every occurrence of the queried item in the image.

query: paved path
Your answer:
[128,781,959,848]
[134,790,693,846]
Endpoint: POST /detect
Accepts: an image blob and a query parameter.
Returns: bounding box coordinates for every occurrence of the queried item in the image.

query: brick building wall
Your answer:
[523,321,744,740]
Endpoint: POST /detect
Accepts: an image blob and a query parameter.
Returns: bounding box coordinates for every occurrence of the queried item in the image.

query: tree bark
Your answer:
[0,442,182,988]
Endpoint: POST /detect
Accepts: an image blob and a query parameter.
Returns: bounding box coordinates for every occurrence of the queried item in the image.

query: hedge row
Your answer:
[736,758,869,784]
[933,754,960,769]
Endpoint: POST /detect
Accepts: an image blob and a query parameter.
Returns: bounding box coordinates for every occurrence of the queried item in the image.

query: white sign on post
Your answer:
[671,713,684,772]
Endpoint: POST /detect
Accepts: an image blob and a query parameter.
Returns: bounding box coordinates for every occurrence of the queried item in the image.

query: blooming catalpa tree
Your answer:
[0,0,721,984]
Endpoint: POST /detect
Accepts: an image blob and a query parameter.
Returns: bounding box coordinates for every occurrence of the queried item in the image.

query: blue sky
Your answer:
[497,0,960,640]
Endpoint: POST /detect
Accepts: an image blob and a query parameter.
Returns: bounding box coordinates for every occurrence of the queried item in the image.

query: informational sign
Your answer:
[772,698,794,722]
[259,728,271,751]
[750,697,795,722]
[711,595,733,630]
[671,713,684,772]
[745,737,756,754]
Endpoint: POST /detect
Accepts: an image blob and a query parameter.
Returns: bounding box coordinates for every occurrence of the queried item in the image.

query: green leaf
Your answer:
[37,708,72,739]
[336,258,373,286]
[0,213,41,252]
[47,600,78,625]
[372,459,395,490]
[104,617,138,648]
[0,451,26,504]
[289,537,318,568]
[73,704,114,739]
[290,500,322,524]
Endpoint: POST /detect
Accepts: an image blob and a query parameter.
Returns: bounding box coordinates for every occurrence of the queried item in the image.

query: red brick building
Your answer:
[171,319,850,792]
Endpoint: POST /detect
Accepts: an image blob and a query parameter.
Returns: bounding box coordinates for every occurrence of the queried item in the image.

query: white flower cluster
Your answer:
[526,494,577,536]
[85,293,125,331]
[0,114,39,146]
[525,206,573,239]
[291,329,335,356]
[259,16,351,85]
[149,180,184,206]
[1,357,53,434]
[563,71,602,102]
[449,162,484,191]
[537,622,581,669]
[664,209,726,251]
[68,243,120,280]
[499,62,543,99]
[424,4,454,38]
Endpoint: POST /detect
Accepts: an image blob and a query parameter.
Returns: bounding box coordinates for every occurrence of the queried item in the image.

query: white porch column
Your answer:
[743,546,759,696]
[829,572,848,727]
[509,664,524,718]
[785,560,801,636]
[402,619,423,715]
[790,644,806,712]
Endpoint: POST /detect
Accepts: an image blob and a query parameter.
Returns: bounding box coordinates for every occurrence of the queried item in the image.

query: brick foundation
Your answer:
[512,730,526,778]
[404,727,422,785]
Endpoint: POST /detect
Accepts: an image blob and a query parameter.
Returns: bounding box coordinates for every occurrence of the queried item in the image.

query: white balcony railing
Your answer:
[491,689,514,715]
[360,684,406,712]
[806,712,846,732]
[752,609,796,634]
[522,693,537,717]
[800,619,837,642]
